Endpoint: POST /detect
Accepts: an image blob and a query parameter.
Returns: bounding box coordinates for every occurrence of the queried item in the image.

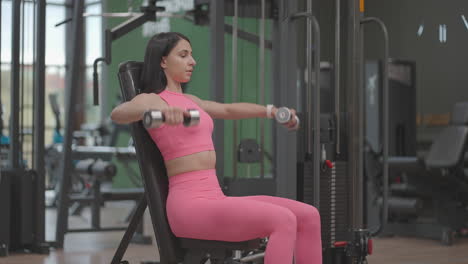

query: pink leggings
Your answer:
[166,169,322,264]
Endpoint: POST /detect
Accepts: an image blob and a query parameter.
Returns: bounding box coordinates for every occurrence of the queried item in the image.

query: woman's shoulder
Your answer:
[131,92,166,107]
[133,92,161,102]
[184,93,203,105]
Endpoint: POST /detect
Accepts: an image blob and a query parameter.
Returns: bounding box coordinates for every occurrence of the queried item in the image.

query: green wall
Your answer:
[105,1,273,187]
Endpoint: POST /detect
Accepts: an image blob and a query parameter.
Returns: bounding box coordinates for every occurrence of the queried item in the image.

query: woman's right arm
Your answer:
[110,93,162,124]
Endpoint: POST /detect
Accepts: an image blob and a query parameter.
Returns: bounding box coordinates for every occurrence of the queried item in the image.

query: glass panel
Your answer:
[46,5,66,65]
[45,65,66,146]
[85,2,102,125]
[47,0,66,5]
[1,1,12,62]
[365,0,468,148]
[85,2,101,65]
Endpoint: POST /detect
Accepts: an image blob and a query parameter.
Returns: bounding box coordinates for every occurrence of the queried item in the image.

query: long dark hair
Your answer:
[140,32,191,94]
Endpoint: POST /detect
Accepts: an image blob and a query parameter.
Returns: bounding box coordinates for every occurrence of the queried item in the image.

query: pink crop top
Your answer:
[146,89,215,161]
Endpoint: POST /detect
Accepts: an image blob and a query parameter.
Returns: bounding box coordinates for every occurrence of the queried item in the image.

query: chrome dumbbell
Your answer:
[143,109,200,129]
[275,107,300,130]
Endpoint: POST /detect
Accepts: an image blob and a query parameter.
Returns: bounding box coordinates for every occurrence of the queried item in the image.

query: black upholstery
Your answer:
[425,102,468,169]
[425,126,468,168]
[389,102,468,170]
[118,61,183,263]
[117,61,261,264]
[451,102,468,125]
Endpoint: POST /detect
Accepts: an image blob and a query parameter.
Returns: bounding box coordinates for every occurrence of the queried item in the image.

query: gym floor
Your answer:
[1,203,467,264]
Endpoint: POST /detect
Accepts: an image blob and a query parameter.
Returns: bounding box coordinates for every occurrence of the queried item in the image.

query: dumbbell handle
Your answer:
[275,107,300,130]
[143,109,200,129]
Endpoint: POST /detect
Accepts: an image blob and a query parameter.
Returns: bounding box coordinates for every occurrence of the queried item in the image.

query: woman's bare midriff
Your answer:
[165,150,217,177]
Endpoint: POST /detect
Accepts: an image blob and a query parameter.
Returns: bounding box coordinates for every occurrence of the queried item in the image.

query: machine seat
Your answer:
[425,126,468,169]
[388,156,425,175]
[180,238,261,250]
[390,101,468,173]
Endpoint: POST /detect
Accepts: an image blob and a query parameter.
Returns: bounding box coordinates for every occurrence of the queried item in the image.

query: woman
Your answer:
[111,32,322,264]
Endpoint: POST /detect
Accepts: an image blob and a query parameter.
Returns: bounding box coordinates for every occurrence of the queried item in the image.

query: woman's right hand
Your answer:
[161,107,190,126]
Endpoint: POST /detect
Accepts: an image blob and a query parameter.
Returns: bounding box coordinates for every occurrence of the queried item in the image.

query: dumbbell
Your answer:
[275,107,300,130]
[143,109,200,129]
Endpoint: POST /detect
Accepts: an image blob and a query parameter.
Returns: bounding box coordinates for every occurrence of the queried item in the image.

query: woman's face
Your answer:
[161,39,197,83]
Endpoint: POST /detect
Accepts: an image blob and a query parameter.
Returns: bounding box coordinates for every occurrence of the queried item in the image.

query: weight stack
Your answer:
[302,161,350,249]
[301,160,315,206]
[320,161,350,249]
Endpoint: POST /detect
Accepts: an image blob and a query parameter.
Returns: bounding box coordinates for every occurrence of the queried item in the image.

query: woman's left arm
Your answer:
[185,94,298,129]
[186,94,273,119]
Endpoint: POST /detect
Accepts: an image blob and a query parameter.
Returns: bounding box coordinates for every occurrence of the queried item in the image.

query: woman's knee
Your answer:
[298,205,321,230]
[272,208,297,233]
[309,206,320,221]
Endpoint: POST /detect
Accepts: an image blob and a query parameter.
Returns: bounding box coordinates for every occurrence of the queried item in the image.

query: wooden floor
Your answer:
[1,203,468,264]
[367,237,468,264]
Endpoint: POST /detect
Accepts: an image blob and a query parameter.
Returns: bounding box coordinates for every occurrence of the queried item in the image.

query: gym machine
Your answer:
[364,60,468,245]
[0,0,50,256]
[105,0,385,263]
[291,1,389,263]
[54,0,164,248]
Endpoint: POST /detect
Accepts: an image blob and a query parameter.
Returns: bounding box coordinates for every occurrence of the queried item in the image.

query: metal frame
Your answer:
[289,6,322,208]
[0,0,3,143]
[273,0,299,199]
[10,0,21,169]
[210,0,225,183]
[2,0,49,254]
[334,0,341,155]
[56,0,165,248]
[92,0,161,105]
[33,0,47,251]
[361,17,390,235]
[232,0,239,178]
[0,0,2,111]
[259,0,266,178]
[343,0,364,231]
[55,0,85,247]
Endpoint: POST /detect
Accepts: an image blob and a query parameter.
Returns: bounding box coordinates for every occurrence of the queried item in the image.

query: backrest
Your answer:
[117,61,183,264]
[425,102,468,169]
[451,102,468,126]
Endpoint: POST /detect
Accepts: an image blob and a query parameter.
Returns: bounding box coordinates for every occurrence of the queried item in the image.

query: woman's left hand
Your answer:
[284,108,299,130]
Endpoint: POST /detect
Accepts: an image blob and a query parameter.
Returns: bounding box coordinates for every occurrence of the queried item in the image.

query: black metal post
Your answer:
[0,0,2,116]
[33,0,47,249]
[111,197,147,264]
[210,0,225,182]
[275,0,298,199]
[361,17,390,235]
[346,0,364,231]
[311,16,321,209]
[334,0,341,155]
[0,0,2,141]
[290,9,322,207]
[91,180,101,229]
[55,0,85,248]
[93,8,157,106]
[10,0,21,169]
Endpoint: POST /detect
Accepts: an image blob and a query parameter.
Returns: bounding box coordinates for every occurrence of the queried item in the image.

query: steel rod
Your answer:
[361,17,390,235]
[259,0,266,178]
[55,0,85,247]
[334,0,341,154]
[232,0,238,178]
[10,0,21,168]
[33,0,47,248]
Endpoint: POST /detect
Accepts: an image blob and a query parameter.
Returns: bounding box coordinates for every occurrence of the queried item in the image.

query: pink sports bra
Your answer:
[146,89,215,161]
